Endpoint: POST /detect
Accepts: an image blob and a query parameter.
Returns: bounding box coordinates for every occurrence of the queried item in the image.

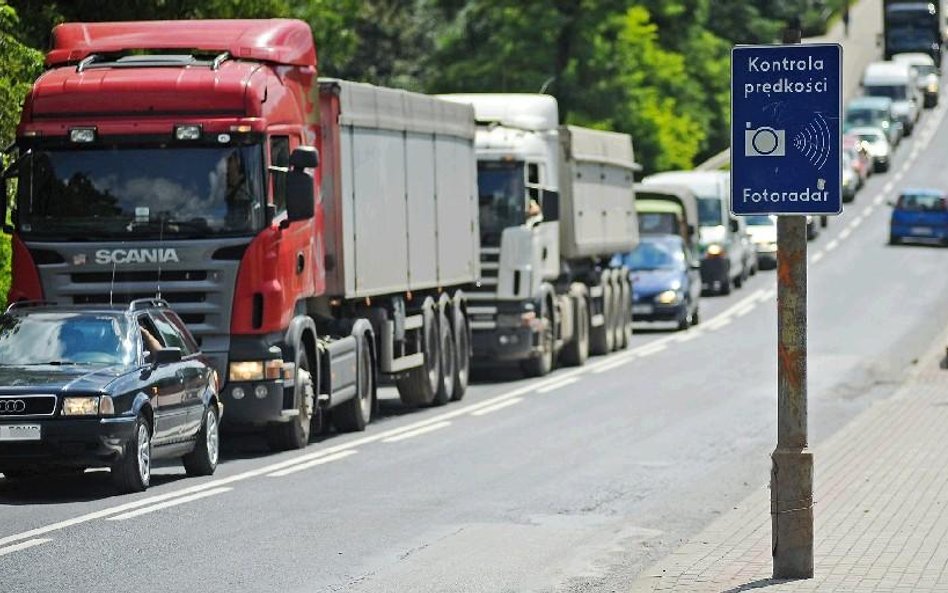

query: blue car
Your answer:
[889,189,948,246]
[614,235,702,331]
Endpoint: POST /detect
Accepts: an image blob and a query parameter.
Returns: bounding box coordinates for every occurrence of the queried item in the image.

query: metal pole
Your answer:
[771,21,814,580]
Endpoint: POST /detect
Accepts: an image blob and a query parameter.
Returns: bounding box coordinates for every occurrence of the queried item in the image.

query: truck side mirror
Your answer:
[289,146,319,169]
[285,146,317,223]
[540,189,559,221]
[729,218,740,233]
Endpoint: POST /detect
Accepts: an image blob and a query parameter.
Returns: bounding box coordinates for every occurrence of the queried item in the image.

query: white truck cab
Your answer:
[862,61,922,135]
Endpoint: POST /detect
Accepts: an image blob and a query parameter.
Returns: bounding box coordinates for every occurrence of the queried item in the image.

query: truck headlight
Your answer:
[228,360,283,382]
[705,244,725,257]
[655,290,680,305]
[62,396,101,416]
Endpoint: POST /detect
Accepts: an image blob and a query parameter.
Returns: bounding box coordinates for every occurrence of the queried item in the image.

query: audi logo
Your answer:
[0,399,27,414]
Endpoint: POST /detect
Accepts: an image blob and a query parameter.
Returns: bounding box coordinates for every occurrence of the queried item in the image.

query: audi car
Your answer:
[0,300,221,493]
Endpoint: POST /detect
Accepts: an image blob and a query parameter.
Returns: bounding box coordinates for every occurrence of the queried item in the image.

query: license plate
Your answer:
[632,304,653,315]
[0,424,41,441]
[911,226,932,235]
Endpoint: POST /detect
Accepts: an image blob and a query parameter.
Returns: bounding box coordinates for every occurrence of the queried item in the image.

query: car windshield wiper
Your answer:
[23,361,83,366]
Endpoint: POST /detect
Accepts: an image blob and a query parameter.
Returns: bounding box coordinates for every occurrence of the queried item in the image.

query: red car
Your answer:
[843,133,872,186]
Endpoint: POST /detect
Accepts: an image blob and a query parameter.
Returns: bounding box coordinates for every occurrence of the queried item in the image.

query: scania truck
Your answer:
[3,19,480,450]
[439,94,639,376]
[883,0,943,66]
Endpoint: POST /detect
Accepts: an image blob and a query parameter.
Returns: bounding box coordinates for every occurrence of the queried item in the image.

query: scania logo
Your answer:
[0,399,27,414]
[94,248,180,265]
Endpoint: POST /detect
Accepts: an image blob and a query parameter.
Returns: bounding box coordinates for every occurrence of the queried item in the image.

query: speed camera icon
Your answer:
[744,123,786,157]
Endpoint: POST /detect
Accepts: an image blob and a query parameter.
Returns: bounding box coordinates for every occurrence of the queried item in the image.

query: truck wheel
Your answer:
[183,405,220,476]
[267,351,314,451]
[432,303,456,407]
[396,298,440,406]
[615,271,632,350]
[589,280,612,356]
[520,300,554,377]
[334,336,373,432]
[560,292,589,367]
[451,307,470,401]
[111,415,151,494]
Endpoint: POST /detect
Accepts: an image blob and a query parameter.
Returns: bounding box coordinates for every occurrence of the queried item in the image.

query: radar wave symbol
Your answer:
[791,113,832,171]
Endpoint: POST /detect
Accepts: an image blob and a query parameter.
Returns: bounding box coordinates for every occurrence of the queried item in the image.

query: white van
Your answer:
[642,171,748,295]
[862,61,922,135]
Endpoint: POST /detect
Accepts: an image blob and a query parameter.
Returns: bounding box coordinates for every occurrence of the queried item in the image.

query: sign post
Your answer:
[731,27,842,579]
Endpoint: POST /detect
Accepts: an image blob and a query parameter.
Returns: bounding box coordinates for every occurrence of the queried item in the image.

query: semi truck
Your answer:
[883,0,944,66]
[2,19,480,450]
[438,94,640,376]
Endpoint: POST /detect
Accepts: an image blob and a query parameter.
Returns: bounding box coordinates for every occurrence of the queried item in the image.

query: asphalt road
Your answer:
[3,60,948,593]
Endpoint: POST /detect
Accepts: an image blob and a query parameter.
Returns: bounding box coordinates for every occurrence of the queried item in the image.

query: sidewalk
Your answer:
[696,0,881,171]
[629,321,948,592]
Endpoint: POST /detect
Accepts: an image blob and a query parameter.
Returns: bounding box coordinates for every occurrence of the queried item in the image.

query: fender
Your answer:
[535,281,559,329]
[283,314,318,365]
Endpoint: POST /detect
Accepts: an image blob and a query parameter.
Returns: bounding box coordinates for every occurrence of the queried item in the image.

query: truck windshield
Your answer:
[864,85,907,101]
[696,197,724,227]
[478,160,526,246]
[16,144,265,240]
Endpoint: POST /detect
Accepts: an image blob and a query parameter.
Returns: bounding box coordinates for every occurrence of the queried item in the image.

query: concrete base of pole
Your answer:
[771,447,814,578]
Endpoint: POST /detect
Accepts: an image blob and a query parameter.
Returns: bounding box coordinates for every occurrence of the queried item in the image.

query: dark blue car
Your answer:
[889,189,948,246]
[614,235,702,331]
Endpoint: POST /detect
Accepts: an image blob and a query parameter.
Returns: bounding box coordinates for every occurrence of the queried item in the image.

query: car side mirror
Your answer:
[887,199,896,207]
[152,347,182,366]
[728,219,739,233]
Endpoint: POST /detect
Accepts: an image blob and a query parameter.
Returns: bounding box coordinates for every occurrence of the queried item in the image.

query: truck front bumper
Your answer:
[472,326,536,361]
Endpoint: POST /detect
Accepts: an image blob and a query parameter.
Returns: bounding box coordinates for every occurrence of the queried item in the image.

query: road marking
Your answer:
[382,421,452,443]
[536,376,580,394]
[825,239,839,252]
[267,450,358,477]
[634,342,668,357]
[757,289,776,303]
[734,304,756,317]
[811,251,824,264]
[470,398,524,416]
[863,205,875,216]
[882,181,894,193]
[893,171,904,182]
[704,316,733,330]
[848,215,863,229]
[673,331,702,343]
[0,538,50,557]
[591,355,637,374]
[873,193,885,206]
[839,227,852,240]
[106,487,232,521]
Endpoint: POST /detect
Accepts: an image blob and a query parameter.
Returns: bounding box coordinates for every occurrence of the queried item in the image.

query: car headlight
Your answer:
[228,360,283,382]
[655,290,680,305]
[705,244,725,257]
[62,396,113,416]
[928,82,939,93]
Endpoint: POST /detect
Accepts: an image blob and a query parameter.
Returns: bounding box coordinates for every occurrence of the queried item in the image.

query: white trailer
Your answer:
[438,93,639,375]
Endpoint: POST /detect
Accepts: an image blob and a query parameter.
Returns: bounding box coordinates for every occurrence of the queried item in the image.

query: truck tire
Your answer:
[396,298,440,406]
[589,278,612,356]
[560,291,589,367]
[334,335,373,432]
[520,299,554,377]
[267,349,314,451]
[614,270,632,350]
[451,304,470,401]
[432,301,456,407]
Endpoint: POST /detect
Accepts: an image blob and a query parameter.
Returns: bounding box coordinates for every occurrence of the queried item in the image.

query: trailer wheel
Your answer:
[267,349,314,451]
[396,298,440,406]
[560,291,589,367]
[612,270,631,350]
[451,306,470,401]
[333,335,373,432]
[520,299,554,377]
[589,278,612,356]
[432,301,456,406]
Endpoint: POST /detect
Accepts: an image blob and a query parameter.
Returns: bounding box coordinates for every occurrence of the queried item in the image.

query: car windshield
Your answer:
[744,215,774,226]
[858,132,883,143]
[846,108,886,126]
[15,144,266,240]
[696,197,723,226]
[912,64,938,76]
[864,85,907,101]
[0,312,132,366]
[638,212,680,235]
[478,160,526,246]
[622,240,683,271]
[897,194,947,211]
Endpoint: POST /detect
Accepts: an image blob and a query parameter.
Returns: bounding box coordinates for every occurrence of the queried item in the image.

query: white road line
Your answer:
[106,487,232,521]
[267,450,358,477]
[733,304,756,318]
[382,421,452,443]
[536,376,580,394]
[811,251,825,264]
[882,182,894,193]
[591,355,638,374]
[673,331,702,343]
[863,205,875,216]
[470,398,524,416]
[715,289,766,318]
[839,228,852,240]
[757,289,776,303]
[634,343,668,357]
[873,193,884,206]
[848,215,863,229]
[893,171,904,182]
[825,239,840,252]
[0,538,50,557]
[704,316,733,330]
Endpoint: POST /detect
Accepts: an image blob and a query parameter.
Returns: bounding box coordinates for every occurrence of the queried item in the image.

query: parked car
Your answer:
[847,126,893,173]
[744,215,778,270]
[615,234,701,331]
[862,61,921,135]
[893,52,940,108]
[844,96,902,147]
[889,189,948,246]
[0,300,221,493]
[642,171,747,295]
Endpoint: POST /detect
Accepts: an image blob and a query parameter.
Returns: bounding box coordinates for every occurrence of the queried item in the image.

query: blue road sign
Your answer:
[731,43,842,216]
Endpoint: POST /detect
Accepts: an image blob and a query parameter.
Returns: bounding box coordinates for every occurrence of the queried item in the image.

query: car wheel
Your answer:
[111,415,151,493]
[889,234,901,245]
[719,273,732,296]
[691,304,700,326]
[676,302,690,332]
[183,405,220,476]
